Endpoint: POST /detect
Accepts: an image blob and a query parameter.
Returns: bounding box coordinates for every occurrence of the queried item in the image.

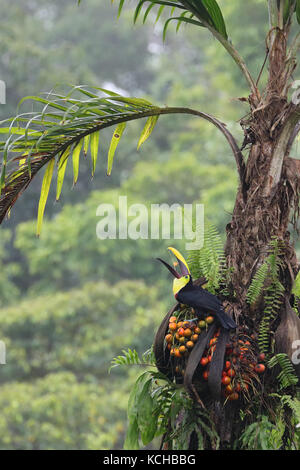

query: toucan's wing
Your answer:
[177,287,236,330]
[177,286,222,311]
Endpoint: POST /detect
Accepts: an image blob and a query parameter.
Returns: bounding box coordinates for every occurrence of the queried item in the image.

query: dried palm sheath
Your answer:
[208,329,230,400]
[153,303,179,378]
[184,323,217,391]
[275,296,300,380]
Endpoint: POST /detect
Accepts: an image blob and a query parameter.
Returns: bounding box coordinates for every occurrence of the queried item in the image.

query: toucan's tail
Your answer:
[216,307,236,330]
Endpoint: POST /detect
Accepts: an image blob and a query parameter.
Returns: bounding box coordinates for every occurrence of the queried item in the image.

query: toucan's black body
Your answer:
[175,278,236,330]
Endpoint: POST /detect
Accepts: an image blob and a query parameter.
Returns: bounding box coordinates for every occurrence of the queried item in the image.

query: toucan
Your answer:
[157,247,236,330]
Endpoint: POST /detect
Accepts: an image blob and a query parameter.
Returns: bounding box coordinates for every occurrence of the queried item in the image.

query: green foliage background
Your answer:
[0,0,298,449]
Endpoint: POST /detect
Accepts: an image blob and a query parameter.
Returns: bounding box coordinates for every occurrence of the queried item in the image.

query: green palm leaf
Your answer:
[107,123,127,176]
[37,158,55,236]
[117,0,227,38]
[137,115,159,150]
[90,131,100,177]
[296,0,300,23]
[72,139,83,185]
[56,146,70,201]
[113,1,258,96]
[201,0,227,38]
[0,85,243,231]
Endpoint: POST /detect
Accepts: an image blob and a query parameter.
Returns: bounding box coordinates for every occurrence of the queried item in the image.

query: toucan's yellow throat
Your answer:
[173,275,191,296]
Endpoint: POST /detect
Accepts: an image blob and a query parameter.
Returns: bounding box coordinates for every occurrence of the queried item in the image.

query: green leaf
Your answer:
[56,146,71,201]
[201,0,227,38]
[163,15,204,40]
[117,0,125,18]
[36,158,55,236]
[137,115,159,150]
[143,2,156,23]
[155,4,165,23]
[283,0,292,23]
[124,371,150,450]
[72,138,83,185]
[127,372,149,422]
[107,122,126,176]
[0,135,13,195]
[90,131,100,177]
[296,0,300,23]
[124,417,140,450]
[137,380,157,445]
[292,271,300,298]
[185,0,211,23]
[83,134,90,156]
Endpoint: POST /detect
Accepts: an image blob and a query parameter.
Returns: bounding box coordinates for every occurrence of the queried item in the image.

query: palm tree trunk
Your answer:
[226,27,300,302]
[225,142,299,303]
[216,28,300,447]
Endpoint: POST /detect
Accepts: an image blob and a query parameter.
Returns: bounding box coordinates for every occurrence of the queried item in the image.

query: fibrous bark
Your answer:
[226,28,300,307]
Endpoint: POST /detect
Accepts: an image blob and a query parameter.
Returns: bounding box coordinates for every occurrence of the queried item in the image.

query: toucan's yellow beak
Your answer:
[168,247,190,276]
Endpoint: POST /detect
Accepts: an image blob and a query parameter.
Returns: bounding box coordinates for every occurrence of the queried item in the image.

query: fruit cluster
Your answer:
[165,313,215,376]
[200,333,266,401]
[164,309,266,402]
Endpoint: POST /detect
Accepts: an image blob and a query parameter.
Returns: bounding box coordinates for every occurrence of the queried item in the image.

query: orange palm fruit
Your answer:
[165,334,173,343]
[169,322,177,331]
[184,328,192,337]
[205,316,214,324]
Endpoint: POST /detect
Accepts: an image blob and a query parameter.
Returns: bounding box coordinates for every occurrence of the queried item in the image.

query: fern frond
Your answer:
[247,238,284,306]
[109,347,155,372]
[247,262,270,306]
[280,394,300,422]
[188,222,228,294]
[246,239,285,354]
[239,415,281,450]
[258,281,284,354]
[268,353,298,389]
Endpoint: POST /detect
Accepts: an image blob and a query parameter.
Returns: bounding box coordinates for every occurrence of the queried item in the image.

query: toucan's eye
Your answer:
[185,275,189,279]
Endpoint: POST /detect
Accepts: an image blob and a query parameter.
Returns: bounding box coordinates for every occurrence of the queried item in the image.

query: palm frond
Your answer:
[0,85,243,232]
[113,0,259,97]
[115,0,227,38]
